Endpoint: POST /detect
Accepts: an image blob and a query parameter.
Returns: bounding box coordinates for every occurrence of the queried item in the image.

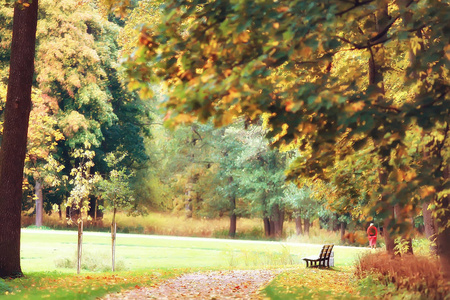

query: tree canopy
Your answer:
[121,0,450,273]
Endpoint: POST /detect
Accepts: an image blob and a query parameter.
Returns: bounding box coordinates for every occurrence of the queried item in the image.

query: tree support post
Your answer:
[111,207,117,272]
[77,220,83,274]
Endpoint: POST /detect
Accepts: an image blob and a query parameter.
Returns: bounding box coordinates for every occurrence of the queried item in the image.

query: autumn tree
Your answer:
[31,0,149,216]
[66,148,100,274]
[97,152,134,272]
[23,91,64,226]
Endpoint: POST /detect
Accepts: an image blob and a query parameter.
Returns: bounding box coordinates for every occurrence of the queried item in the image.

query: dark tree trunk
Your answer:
[340,222,346,242]
[228,177,236,238]
[304,218,311,236]
[394,205,414,255]
[0,0,39,278]
[229,212,237,238]
[228,197,236,238]
[436,166,450,279]
[379,167,395,254]
[423,201,437,253]
[295,216,303,235]
[332,215,339,232]
[383,207,396,254]
[272,204,284,238]
[263,217,271,237]
[269,220,275,237]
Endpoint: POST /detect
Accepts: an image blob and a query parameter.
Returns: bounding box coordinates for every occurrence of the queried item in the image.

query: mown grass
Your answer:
[0,229,370,299]
[20,229,367,273]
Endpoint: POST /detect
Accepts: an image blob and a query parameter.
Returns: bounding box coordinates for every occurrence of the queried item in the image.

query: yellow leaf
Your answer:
[419,186,435,198]
[235,31,250,44]
[350,102,365,112]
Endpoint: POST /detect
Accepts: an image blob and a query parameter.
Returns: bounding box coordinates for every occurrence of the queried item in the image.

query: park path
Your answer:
[100,269,281,299]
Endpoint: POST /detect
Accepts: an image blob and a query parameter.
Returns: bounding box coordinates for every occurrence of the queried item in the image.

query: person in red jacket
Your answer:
[367,223,378,249]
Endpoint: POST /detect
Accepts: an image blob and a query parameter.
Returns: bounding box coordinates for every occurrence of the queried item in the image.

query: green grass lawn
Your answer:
[0,229,371,299]
[20,228,369,272]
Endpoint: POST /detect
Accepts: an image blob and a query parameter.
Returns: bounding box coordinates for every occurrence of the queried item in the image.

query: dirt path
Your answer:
[101,269,281,299]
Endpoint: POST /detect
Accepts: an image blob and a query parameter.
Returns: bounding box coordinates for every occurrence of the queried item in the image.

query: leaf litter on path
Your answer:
[100,269,282,299]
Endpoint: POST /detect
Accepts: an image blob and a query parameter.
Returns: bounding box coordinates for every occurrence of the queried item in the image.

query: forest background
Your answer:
[0,0,449,284]
[0,0,362,241]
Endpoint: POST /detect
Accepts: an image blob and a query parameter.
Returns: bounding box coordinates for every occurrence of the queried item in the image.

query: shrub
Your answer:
[355,252,449,299]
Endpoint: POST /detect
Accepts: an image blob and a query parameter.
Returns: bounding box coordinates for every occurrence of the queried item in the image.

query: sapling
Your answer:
[98,152,134,272]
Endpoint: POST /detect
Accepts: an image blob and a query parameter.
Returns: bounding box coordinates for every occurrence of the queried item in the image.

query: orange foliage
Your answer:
[355,253,449,300]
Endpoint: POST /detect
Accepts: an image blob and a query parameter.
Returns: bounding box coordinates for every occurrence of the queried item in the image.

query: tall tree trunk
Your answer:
[263,217,271,237]
[0,0,39,278]
[436,165,450,279]
[229,212,237,238]
[422,201,437,253]
[228,177,236,238]
[35,180,43,227]
[272,204,284,238]
[394,205,414,255]
[383,207,396,254]
[304,218,311,236]
[340,222,346,242]
[295,216,303,235]
[228,195,236,238]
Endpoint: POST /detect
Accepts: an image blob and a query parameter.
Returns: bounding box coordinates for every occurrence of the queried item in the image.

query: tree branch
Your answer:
[336,0,376,17]
[372,104,401,113]
[369,15,400,43]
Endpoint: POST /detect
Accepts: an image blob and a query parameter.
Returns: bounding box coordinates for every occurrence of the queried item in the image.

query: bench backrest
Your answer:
[319,244,334,259]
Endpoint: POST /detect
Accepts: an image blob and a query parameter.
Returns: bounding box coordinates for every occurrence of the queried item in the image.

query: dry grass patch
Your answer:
[355,252,449,300]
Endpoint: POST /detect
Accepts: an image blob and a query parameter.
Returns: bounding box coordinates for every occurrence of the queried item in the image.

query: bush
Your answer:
[355,252,449,299]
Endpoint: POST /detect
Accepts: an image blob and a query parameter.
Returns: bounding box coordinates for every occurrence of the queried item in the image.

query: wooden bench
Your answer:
[302,244,334,267]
